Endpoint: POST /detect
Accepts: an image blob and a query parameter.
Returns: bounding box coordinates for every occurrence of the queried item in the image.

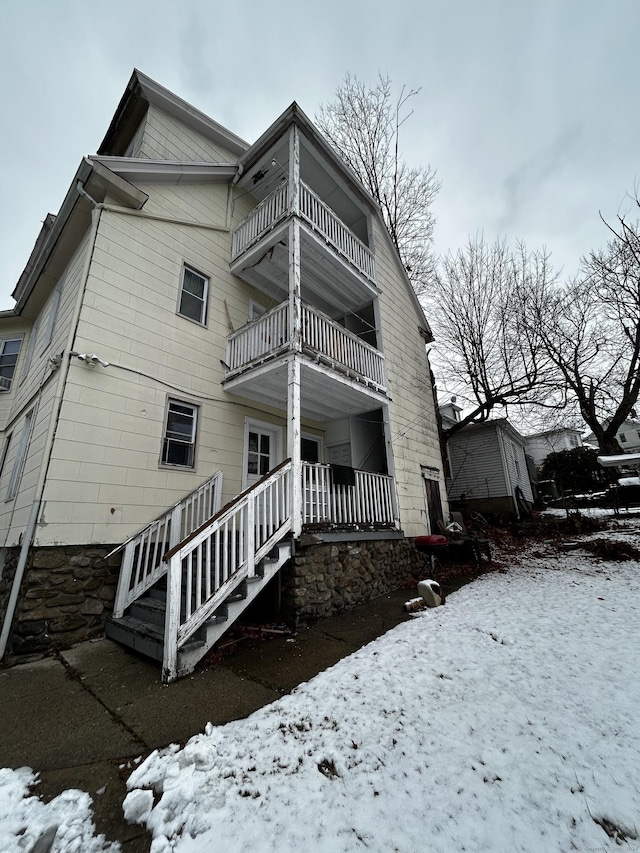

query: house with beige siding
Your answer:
[0,71,446,680]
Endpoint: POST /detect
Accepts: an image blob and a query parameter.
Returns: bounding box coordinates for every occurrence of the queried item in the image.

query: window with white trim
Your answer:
[20,321,39,384]
[0,433,12,482]
[178,265,208,324]
[0,338,22,391]
[161,400,198,468]
[7,410,34,500]
[41,286,62,351]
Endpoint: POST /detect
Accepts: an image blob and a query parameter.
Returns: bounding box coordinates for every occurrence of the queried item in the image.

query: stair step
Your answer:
[128,595,166,626]
[147,584,167,602]
[105,615,204,664]
[105,615,164,662]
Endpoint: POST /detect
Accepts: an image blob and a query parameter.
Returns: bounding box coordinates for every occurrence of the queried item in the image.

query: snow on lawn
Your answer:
[2,525,639,852]
[123,535,640,853]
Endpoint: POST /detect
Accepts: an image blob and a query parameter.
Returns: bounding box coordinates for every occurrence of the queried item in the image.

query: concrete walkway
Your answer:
[0,587,416,851]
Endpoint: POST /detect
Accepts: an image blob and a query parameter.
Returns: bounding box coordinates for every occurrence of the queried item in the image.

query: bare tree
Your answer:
[428,235,558,440]
[529,204,640,455]
[316,73,440,296]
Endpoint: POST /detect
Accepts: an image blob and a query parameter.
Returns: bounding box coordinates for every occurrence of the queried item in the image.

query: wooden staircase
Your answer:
[106,462,294,682]
[105,540,292,673]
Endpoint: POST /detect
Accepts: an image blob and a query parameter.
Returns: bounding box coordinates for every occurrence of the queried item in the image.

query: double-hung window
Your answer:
[0,338,22,391]
[178,265,208,325]
[7,410,34,500]
[162,400,198,468]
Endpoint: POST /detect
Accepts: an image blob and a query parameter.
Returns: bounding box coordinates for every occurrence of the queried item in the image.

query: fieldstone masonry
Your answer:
[1,545,122,657]
[2,536,483,661]
[281,535,427,626]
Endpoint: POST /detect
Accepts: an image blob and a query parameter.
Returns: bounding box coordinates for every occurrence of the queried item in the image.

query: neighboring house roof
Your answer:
[451,417,527,446]
[525,427,583,440]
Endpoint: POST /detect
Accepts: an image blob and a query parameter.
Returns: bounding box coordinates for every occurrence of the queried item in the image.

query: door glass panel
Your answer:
[301,437,320,463]
[247,429,272,479]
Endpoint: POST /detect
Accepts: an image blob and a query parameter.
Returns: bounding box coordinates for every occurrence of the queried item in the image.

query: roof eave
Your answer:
[90,156,239,184]
[12,159,148,313]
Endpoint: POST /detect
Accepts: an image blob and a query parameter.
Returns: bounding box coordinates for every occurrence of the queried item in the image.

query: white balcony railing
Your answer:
[231,181,375,283]
[225,301,385,391]
[302,462,396,527]
[300,303,385,389]
[231,182,289,259]
[226,302,289,371]
[299,183,375,282]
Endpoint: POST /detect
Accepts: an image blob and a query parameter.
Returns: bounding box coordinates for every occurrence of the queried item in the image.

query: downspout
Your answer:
[0,199,103,660]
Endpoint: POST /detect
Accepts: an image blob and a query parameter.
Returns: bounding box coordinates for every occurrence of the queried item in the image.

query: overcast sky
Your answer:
[1,0,638,310]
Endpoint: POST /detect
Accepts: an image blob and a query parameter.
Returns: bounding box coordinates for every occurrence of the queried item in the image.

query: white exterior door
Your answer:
[243,420,283,489]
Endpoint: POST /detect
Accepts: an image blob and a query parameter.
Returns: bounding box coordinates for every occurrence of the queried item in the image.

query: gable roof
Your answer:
[98,69,249,159]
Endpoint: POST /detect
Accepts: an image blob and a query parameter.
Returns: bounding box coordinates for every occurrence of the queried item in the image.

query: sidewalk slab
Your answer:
[0,656,142,771]
[114,666,280,749]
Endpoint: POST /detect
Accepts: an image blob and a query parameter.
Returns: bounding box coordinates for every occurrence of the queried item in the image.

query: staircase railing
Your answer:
[111,471,223,618]
[162,460,292,681]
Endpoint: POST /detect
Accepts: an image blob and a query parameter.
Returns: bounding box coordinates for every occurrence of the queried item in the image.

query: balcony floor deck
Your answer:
[222,351,388,420]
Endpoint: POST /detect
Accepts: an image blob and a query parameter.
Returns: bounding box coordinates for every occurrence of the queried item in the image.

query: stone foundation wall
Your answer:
[2,545,122,657]
[281,536,427,626]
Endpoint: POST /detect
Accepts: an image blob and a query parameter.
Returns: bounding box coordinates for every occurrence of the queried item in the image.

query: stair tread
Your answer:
[129,595,166,613]
[108,614,164,641]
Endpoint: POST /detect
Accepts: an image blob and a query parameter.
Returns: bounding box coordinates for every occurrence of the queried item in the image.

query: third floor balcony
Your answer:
[230,181,377,319]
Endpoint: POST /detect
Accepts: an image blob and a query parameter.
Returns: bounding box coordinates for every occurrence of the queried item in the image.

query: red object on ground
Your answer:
[415,534,448,550]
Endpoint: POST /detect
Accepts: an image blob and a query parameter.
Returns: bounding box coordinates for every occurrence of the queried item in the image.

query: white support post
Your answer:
[288,124,303,538]
[246,493,256,578]
[169,503,182,550]
[162,551,183,683]
[289,356,302,538]
[112,543,134,619]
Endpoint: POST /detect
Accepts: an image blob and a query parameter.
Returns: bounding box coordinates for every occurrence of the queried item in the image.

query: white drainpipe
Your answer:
[0,199,103,660]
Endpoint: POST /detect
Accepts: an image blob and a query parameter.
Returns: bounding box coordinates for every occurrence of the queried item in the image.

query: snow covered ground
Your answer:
[2,518,640,852]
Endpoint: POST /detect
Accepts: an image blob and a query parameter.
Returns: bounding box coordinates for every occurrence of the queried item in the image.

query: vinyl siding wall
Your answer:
[135,106,241,163]
[502,434,533,502]
[447,428,508,501]
[0,232,91,546]
[373,222,447,538]
[34,180,286,546]
[447,425,533,504]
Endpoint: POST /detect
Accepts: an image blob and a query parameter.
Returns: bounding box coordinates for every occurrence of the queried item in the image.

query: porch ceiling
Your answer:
[222,353,387,421]
[230,224,376,319]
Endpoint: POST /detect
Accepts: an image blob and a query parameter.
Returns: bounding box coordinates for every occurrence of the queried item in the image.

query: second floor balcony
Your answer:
[225,301,385,389]
[222,301,387,420]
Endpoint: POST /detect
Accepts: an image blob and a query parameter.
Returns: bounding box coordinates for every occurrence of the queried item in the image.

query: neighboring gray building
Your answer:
[442,412,534,519]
